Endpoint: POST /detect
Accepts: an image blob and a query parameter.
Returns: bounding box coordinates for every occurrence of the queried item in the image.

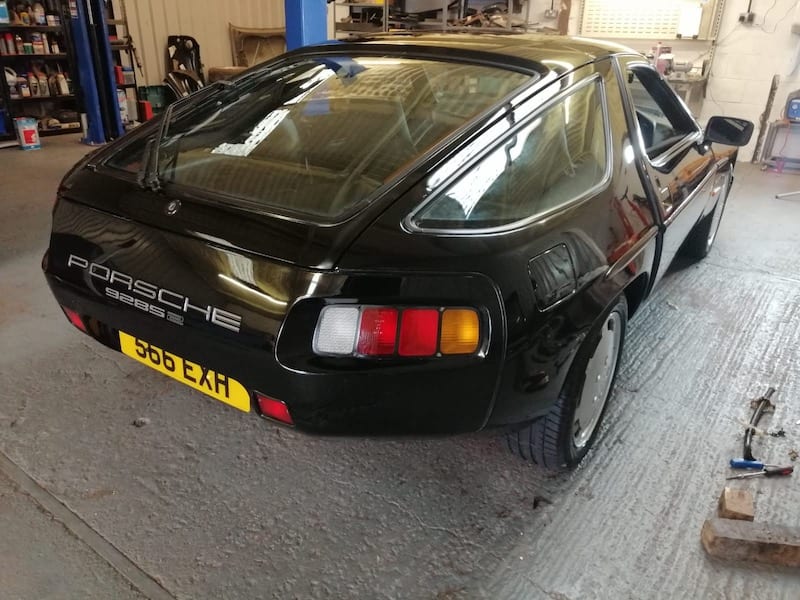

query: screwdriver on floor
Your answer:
[726,465,794,480]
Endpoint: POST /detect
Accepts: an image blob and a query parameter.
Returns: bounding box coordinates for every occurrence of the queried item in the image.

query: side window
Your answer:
[412,79,609,231]
[625,66,698,160]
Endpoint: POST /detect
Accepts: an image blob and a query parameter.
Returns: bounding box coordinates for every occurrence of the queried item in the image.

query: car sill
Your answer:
[663,167,717,228]
[605,225,659,280]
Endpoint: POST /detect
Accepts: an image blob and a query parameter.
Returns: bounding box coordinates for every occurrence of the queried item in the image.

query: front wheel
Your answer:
[507,297,628,470]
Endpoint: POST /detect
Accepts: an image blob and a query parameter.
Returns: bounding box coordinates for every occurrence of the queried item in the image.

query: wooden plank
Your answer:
[702,518,800,567]
[717,487,755,521]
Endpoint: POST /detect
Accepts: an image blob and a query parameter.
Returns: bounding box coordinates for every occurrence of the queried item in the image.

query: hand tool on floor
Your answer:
[730,458,772,470]
[743,387,776,461]
[726,465,794,480]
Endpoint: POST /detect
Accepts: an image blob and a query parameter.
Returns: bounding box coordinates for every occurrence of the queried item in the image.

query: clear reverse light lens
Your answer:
[313,306,360,355]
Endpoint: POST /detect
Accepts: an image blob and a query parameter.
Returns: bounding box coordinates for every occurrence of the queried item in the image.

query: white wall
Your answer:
[549,0,800,162]
[699,0,800,161]
[117,0,285,86]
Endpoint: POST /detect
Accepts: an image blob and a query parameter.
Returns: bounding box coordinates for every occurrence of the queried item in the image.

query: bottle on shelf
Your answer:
[4,66,20,98]
[18,75,31,97]
[34,65,48,97]
[55,69,68,95]
[31,32,44,55]
[14,34,24,55]
[32,2,46,25]
[50,35,60,54]
[27,71,38,96]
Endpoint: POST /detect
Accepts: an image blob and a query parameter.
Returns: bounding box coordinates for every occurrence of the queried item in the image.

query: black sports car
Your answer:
[43,33,753,469]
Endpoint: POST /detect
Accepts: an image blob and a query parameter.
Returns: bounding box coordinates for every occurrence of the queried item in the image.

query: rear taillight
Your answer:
[398,309,438,357]
[62,306,87,333]
[313,306,482,358]
[357,308,398,355]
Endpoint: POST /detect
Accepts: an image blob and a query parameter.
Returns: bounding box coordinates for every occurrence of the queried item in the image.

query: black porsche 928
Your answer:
[43,33,753,469]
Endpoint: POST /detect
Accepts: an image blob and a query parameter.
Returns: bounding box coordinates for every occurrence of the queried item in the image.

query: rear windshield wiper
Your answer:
[138,80,237,193]
[138,102,174,193]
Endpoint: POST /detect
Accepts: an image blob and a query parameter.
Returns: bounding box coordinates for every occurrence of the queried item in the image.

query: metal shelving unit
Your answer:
[0,1,81,145]
[333,1,450,36]
[332,1,531,37]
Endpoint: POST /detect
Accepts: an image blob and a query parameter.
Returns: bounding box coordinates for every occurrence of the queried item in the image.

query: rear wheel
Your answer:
[683,170,731,259]
[507,297,627,470]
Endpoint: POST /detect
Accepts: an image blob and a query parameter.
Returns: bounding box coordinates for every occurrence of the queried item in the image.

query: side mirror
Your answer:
[704,116,754,147]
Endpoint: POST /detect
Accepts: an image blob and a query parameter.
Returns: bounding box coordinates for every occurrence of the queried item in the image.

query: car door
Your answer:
[615,56,716,287]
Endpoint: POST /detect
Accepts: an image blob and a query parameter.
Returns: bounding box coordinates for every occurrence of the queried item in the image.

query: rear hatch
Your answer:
[43,49,532,430]
[47,49,534,339]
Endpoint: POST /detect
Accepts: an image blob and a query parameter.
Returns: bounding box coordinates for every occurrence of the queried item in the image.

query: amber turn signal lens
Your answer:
[439,309,480,355]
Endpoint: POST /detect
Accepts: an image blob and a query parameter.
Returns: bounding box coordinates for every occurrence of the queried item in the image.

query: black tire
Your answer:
[507,296,628,470]
[682,170,732,260]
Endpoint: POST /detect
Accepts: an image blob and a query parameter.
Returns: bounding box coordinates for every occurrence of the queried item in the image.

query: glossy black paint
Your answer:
[43,33,744,435]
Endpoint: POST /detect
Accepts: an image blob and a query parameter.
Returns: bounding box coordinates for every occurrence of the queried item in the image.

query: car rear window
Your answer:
[106,56,530,220]
[410,78,610,232]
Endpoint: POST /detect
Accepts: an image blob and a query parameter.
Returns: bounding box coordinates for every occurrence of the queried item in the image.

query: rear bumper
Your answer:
[45,272,502,435]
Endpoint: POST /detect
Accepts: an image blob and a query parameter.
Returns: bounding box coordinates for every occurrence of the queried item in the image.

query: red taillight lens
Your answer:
[398,309,439,357]
[357,308,398,355]
[256,393,293,425]
[62,306,87,332]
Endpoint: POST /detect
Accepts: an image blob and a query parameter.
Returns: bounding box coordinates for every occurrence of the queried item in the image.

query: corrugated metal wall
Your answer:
[114,0,285,85]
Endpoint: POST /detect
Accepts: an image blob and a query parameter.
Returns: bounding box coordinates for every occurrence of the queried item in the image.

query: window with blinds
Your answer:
[580,0,716,40]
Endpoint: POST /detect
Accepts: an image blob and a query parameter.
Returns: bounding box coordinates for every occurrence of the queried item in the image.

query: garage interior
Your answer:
[2,1,800,598]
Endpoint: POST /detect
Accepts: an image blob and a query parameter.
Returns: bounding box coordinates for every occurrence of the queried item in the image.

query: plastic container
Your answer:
[31,32,44,54]
[33,2,46,25]
[18,77,30,97]
[14,117,41,150]
[28,72,39,96]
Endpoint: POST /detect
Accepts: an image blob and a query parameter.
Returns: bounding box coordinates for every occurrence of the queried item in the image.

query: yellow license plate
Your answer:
[119,331,250,412]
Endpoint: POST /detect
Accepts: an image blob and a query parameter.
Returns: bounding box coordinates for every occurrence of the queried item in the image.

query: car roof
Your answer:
[313,32,639,75]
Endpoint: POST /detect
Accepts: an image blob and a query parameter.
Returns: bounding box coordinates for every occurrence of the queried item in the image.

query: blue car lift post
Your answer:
[69,0,123,144]
[284,0,328,51]
[73,0,326,144]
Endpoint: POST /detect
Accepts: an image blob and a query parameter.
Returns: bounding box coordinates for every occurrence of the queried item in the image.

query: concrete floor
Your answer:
[1,135,800,599]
